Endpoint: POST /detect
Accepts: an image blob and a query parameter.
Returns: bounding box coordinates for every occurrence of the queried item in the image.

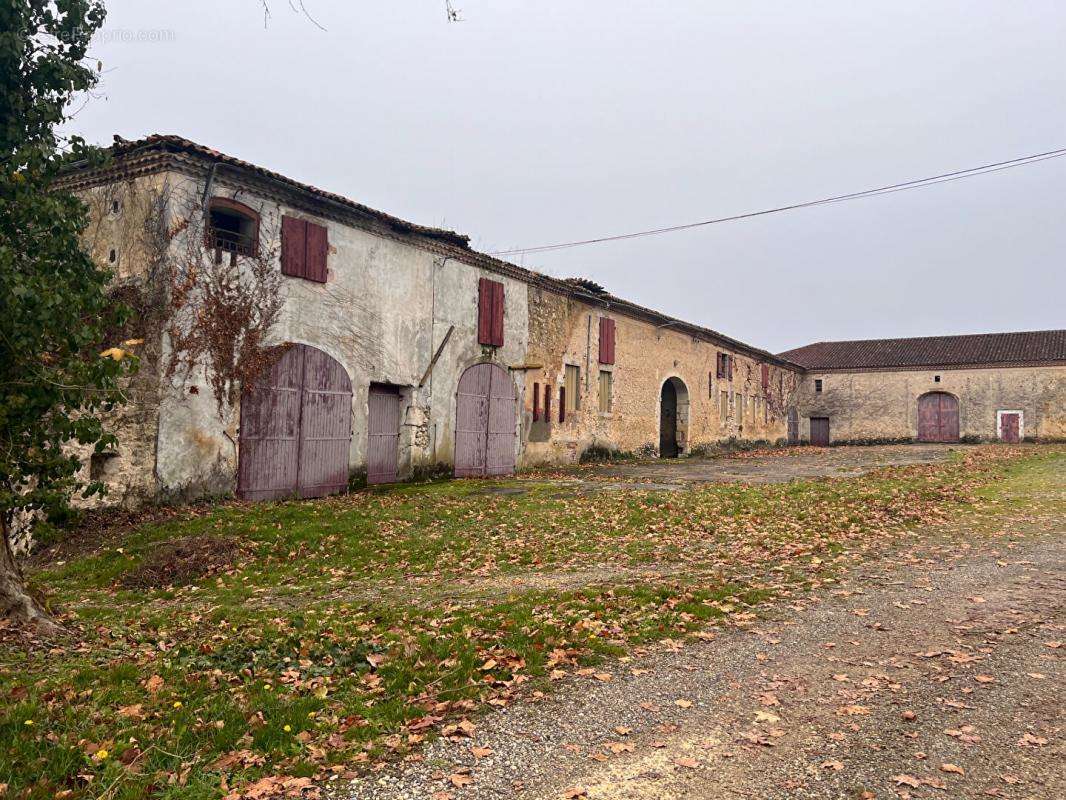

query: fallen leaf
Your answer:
[893,774,922,788]
[672,757,699,769]
[448,772,474,788]
[940,763,965,775]
[674,699,693,709]
[1018,733,1048,747]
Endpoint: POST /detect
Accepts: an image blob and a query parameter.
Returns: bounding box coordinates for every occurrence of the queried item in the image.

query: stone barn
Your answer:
[782,331,1066,445]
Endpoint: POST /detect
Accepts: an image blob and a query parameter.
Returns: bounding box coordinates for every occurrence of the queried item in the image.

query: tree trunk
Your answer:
[0,515,61,635]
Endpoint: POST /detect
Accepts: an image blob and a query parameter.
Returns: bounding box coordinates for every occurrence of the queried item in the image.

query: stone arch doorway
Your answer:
[917,391,960,442]
[454,362,517,477]
[659,376,690,458]
[237,343,353,500]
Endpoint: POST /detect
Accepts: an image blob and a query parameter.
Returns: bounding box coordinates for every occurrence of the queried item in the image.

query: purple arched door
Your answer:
[917,392,959,443]
[238,344,352,500]
[455,363,517,478]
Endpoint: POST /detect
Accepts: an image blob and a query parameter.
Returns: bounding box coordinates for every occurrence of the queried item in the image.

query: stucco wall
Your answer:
[147,171,529,496]
[796,365,1066,443]
[521,287,798,464]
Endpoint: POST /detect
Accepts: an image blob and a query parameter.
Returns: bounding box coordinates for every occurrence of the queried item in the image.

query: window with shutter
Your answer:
[281,215,328,283]
[281,216,306,278]
[305,221,328,283]
[544,384,552,426]
[761,364,770,394]
[564,364,580,414]
[478,278,505,347]
[598,370,612,413]
[533,382,541,421]
[598,317,615,364]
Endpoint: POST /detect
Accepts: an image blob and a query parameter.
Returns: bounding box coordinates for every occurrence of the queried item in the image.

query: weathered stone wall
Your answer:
[138,170,529,496]
[795,365,1066,443]
[70,176,171,508]
[521,287,798,464]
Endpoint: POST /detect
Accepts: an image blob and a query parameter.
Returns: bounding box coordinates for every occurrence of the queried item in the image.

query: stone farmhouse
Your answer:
[60,136,1066,505]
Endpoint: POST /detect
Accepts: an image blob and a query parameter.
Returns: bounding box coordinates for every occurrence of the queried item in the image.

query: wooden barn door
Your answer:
[455,363,516,478]
[485,366,518,476]
[810,417,830,447]
[238,344,352,500]
[917,392,959,442]
[367,384,401,485]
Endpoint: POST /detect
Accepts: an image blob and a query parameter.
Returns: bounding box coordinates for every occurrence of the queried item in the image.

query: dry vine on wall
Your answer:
[89,178,287,420]
[163,186,285,417]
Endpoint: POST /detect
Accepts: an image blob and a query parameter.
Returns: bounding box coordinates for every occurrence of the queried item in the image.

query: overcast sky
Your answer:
[68,1,1066,353]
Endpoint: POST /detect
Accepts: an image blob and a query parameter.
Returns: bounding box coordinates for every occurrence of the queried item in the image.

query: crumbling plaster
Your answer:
[521,287,797,464]
[147,171,529,496]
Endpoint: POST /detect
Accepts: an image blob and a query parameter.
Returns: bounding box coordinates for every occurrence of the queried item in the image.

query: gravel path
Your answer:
[339,527,1064,800]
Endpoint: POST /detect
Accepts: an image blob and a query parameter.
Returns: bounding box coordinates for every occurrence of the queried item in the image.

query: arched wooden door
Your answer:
[917,392,959,442]
[454,363,517,477]
[238,344,353,500]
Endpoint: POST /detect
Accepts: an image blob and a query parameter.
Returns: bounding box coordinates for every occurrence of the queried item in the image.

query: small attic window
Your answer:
[934,375,941,383]
[108,248,117,263]
[110,199,121,215]
[207,198,259,258]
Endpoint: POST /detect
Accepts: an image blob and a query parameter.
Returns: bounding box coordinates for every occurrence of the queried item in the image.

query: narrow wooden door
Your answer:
[810,417,830,447]
[367,384,401,485]
[1000,413,1020,443]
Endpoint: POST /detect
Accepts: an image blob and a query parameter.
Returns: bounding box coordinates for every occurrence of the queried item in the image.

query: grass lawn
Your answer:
[1,445,1062,799]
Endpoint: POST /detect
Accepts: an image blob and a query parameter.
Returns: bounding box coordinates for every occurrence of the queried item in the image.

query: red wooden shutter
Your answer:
[598,318,615,364]
[559,387,566,423]
[478,278,505,346]
[761,364,770,394]
[306,222,328,283]
[491,280,505,346]
[477,278,493,345]
[728,355,734,381]
[544,384,551,425]
[533,382,541,421]
[281,216,306,278]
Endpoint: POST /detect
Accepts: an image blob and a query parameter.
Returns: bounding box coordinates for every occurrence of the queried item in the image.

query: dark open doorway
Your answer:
[659,377,688,458]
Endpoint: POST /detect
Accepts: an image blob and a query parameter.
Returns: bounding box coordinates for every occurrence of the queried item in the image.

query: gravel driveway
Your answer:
[339,527,1064,799]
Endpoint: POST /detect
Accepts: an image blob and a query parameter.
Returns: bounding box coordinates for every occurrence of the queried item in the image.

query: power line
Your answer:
[490,146,1066,257]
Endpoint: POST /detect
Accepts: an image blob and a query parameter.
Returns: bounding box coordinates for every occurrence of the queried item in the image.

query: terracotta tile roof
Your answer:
[62,133,801,369]
[779,330,1066,371]
[102,134,473,248]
